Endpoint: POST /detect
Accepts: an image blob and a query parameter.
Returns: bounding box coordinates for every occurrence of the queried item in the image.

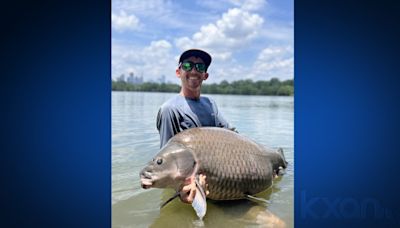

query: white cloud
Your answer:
[175,8,263,61]
[260,23,293,41]
[204,45,293,83]
[112,11,141,32]
[112,0,215,32]
[195,0,265,12]
[112,40,176,82]
[228,0,266,11]
[113,0,168,15]
[217,8,264,38]
[250,46,294,80]
[143,40,173,65]
[241,0,266,11]
[206,63,247,83]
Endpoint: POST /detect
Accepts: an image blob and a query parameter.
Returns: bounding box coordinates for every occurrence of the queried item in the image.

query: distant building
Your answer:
[117,74,125,82]
[158,75,166,84]
[126,72,143,84]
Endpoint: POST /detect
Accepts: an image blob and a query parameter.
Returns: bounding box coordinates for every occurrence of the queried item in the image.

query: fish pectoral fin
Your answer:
[192,178,207,220]
[245,194,271,205]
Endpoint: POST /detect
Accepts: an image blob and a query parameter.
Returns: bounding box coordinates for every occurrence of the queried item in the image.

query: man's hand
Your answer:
[179,174,208,204]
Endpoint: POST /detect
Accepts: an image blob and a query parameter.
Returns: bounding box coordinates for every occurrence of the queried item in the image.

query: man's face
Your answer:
[176,56,209,91]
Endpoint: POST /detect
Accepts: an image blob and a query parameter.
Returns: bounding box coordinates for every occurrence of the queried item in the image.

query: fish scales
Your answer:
[161,127,286,200]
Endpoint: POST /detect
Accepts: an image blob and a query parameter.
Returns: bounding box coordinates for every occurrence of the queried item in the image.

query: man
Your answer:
[156,49,234,148]
[156,49,235,203]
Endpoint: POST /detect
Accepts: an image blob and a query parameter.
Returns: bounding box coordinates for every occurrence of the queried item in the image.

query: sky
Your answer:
[112,0,293,84]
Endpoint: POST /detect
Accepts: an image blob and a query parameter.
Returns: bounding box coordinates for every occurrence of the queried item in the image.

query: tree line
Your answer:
[112,78,294,96]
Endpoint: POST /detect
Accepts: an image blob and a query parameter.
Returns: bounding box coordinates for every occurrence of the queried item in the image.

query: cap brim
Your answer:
[179,49,212,67]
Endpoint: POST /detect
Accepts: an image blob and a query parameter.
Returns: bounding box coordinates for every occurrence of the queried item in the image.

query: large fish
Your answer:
[140,127,287,219]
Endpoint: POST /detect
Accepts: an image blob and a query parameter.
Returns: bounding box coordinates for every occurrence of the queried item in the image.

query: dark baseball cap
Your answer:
[179,49,212,67]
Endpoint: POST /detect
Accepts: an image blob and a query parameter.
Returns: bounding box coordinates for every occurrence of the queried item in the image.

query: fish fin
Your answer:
[192,178,207,220]
[277,166,286,176]
[278,147,288,167]
[245,194,271,204]
[160,191,180,209]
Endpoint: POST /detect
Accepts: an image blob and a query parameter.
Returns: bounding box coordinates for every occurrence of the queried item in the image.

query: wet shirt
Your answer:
[156,94,232,148]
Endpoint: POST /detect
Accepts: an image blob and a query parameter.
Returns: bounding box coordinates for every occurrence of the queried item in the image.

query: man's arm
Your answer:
[156,106,180,148]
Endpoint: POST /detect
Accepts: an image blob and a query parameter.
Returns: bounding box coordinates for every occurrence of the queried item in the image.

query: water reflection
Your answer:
[149,180,285,228]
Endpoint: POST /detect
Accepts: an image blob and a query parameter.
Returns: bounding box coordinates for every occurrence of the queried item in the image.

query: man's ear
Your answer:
[176,68,181,78]
[203,73,209,80]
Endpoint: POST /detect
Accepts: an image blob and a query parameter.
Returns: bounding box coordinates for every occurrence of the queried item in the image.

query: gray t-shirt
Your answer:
[156,94,233,148]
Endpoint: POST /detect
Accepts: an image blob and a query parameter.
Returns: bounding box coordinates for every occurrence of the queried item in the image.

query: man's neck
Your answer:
[180,89,201,100]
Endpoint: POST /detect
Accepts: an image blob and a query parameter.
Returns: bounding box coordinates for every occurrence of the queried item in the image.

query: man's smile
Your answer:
[187,76,201,80]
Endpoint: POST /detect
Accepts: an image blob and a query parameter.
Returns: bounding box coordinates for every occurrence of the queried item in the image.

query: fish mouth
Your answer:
[140,170,153,189]
[140,178,153,189]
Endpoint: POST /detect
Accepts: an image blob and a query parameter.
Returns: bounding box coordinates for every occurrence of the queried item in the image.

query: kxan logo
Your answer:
[301,191,397,220]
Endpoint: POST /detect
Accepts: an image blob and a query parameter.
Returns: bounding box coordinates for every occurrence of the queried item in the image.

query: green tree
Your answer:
[112,78,293,96]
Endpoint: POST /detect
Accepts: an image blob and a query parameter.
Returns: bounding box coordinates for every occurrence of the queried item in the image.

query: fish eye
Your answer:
[156,158,163,165]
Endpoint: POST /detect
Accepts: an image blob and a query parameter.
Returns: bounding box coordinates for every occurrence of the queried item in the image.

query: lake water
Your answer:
[112,91,294,227]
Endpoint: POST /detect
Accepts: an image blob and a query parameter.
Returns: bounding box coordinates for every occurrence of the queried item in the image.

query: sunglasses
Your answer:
[180,61,207,73]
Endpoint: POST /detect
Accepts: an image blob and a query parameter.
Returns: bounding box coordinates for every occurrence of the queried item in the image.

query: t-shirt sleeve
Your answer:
[156,106,179,148]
